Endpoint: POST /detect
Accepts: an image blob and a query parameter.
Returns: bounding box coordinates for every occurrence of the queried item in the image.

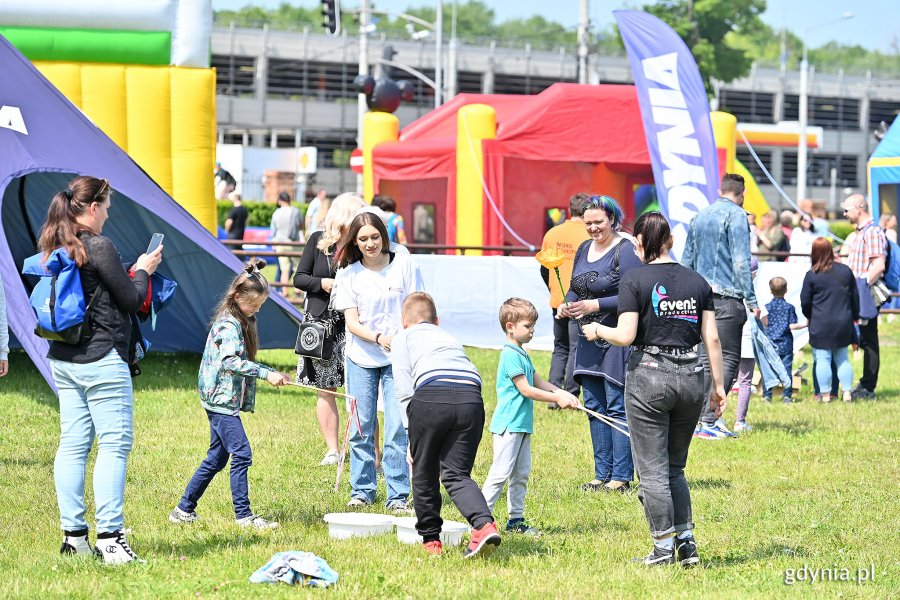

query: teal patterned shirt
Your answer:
[198,314,272,415]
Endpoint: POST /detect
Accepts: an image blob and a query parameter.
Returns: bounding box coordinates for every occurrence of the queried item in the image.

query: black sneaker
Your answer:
[675,536,700,567]
[632,545,675,566]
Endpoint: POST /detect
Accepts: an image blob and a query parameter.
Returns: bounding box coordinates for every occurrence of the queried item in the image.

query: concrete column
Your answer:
[482,41,495,94]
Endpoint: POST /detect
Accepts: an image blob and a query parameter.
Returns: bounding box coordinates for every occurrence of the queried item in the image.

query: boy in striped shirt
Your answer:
[393,292,501,558]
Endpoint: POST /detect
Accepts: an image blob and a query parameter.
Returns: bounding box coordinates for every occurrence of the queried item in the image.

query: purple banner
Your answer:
[613,10,719,259]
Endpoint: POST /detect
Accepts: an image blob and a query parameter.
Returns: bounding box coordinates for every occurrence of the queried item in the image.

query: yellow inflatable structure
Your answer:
[363,111,400,202]
[34,61,217,232]
[711,111,770,220]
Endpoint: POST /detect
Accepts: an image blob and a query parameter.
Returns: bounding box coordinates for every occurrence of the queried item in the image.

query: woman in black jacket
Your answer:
[293,193,365,465]
[40,176,161,564]
[800,237,859,403]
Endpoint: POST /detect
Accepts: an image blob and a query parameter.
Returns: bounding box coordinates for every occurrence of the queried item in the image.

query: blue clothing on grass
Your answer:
[490,343,535,434]
[750,318,791,391]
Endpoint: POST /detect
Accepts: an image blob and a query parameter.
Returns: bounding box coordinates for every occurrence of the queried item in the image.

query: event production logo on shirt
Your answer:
[651,282,697,323]
[0,105,28,135]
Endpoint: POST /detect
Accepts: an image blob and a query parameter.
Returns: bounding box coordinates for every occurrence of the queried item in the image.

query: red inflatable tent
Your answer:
[372,83,653,248]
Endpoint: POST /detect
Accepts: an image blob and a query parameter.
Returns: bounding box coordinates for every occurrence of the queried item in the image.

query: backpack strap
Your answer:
[612,238,624,274]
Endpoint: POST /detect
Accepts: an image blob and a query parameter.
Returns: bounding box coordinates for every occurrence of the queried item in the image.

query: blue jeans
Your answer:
[763,352,793,400]
[581,375,633,482]
[179,411,254,519]
[346,359,409,505]
[52,350,134,534]
[813,355,839,395]
[813,347,853,394]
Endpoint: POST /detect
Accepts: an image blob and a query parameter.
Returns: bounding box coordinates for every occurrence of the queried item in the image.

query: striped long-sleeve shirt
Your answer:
[391,323,482,427]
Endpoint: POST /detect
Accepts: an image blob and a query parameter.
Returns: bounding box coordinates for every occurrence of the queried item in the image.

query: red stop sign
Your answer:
[350,148,364,174]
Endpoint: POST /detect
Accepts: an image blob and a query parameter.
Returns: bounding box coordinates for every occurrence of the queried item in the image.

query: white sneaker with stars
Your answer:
[96,531,145,565]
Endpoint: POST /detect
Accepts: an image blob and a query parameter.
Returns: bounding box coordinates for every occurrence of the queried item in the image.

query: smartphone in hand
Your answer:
[146,233,164,254]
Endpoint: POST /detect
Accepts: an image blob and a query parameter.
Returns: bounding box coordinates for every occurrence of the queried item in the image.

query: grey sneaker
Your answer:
[850,386,875,401]
[387,500,415,515]
[346,497,371,508]
[319,450,340,466]
[168,507,199,524]
[631,545,676,566]
[236,515,279,529]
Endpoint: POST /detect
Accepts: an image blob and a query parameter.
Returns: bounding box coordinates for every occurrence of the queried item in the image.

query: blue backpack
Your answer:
[22,248,98,344]
[884,238,900,292]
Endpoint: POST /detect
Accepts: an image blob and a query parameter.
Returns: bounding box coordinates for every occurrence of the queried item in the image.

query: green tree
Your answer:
[495,15,571,49]
[642,0,767,95]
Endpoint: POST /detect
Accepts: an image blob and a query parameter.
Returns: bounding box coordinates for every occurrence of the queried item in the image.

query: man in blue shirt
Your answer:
[682,173,760,439]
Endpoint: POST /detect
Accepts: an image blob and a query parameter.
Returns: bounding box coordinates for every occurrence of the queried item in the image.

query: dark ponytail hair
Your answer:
[632,212,672,263]
[38,176,110,266]
[211,259,269,360]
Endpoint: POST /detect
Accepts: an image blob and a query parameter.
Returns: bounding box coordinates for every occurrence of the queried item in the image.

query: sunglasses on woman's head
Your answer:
[585,195,615,208]
[91,178,109,203]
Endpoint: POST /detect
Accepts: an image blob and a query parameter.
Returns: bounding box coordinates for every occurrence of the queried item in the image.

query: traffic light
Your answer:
[321,0,341,36]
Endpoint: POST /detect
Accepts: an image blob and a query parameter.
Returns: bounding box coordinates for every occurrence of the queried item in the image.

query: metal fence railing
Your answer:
[220,241,900,313]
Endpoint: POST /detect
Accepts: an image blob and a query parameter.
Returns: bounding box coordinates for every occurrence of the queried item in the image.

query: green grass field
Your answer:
[1,321,898,598]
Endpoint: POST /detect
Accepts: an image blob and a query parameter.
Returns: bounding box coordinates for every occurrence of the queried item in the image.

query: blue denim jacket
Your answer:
[750,318,791,390]
[682,198,758,309]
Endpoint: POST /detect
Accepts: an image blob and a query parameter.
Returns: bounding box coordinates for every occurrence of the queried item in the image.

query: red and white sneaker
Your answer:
[463,521,501,559]
[423,540,443,556]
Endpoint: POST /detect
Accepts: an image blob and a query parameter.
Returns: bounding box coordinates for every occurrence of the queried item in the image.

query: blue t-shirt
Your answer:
[764,297,797,356]
[490,343,535,434]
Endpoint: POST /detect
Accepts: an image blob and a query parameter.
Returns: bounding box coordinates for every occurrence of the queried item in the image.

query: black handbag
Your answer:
[295,315,334,360]
[295,252,337,360]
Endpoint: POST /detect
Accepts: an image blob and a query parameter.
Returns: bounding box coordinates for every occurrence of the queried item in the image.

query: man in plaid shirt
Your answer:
[842,194,887,400]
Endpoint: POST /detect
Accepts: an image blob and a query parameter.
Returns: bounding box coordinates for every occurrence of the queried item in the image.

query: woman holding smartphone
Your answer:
[40,176,162,564]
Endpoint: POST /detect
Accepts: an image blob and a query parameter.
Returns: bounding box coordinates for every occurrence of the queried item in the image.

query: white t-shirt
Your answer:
[332,252,424,368]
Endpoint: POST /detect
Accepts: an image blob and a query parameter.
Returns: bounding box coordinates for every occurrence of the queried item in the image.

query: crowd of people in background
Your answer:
[7,171,894,566]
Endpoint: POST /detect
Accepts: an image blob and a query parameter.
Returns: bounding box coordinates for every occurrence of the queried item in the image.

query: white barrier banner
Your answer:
[411,254,554,351]
[409,255,815,355]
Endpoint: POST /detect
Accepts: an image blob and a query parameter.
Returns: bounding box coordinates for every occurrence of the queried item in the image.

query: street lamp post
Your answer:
[435,0,443,108]
[796,12,853,204]
[357,0,369,194]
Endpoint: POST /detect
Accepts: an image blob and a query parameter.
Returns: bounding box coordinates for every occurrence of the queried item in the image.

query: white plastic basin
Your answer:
[323,513,395,539]
[393,517,470,546]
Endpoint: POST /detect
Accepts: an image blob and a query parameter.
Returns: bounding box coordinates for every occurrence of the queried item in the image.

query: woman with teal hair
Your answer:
[557,195,643,493]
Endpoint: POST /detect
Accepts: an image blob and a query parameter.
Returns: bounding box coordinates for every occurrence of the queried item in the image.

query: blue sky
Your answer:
[212,0,897,53]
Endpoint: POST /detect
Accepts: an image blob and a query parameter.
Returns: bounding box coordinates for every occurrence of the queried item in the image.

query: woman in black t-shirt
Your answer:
[582,212,726,567]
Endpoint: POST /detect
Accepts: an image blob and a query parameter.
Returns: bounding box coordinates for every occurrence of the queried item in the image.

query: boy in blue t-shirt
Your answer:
[763,277,805,402]
[481,298,579,536]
